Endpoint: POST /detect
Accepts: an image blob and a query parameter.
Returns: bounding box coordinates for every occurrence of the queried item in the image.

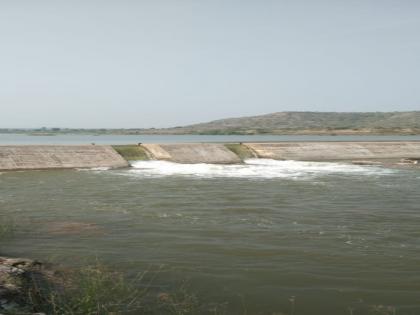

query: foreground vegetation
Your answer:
[0,216,14,240]
[27,264,178,314]
[10,262,231,315]
[0,257,411,315]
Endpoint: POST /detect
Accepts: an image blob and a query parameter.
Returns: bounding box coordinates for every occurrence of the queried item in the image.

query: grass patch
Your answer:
[113,145,150,161]
[0,216,15,240]
[23,262,225,315]
[224,143,256,161]
[5,261,407,315]
[34,263,149,314]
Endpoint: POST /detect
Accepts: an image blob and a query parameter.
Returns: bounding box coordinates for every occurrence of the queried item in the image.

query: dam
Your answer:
[0,145,128,171]
[1,142,420,171]
[141,143,242,164]
[2,141,420,314]
[245,141,420,161]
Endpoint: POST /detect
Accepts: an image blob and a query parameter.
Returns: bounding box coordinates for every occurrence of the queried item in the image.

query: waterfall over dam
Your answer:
[1,142,420,171]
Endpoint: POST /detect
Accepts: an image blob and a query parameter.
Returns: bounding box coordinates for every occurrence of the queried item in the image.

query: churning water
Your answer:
[129,159,394,179]
[1,160,420,314]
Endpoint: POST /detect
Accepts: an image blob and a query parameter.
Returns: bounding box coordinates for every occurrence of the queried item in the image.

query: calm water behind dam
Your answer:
[2,133,420,144]
[1,160,420,314]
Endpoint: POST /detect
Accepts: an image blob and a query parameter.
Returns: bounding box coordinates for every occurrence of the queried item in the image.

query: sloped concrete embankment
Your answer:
[142,143,242,164]
[245,142,420,161]
[1,143,420,170]
[0,145,129,171]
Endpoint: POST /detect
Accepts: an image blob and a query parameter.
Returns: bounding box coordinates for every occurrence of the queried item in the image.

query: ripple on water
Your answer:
[44,221,104,236]
[1,159,419,315]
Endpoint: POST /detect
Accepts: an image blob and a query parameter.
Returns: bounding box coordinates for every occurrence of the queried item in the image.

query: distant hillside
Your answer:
[2,111,420,135]
[155,111,420,135]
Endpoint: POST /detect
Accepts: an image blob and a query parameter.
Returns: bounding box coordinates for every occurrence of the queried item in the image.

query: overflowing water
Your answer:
[1,160,420,314]
[129,159,394,179]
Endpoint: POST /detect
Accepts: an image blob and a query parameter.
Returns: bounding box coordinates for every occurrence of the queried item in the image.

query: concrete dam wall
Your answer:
[142,143,242,164]
[0,145,129,171]
[245,142,420,161]
[142,142,420,164]
[1,142,420,171]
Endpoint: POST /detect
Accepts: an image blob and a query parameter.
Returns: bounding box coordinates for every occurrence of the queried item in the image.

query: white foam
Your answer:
[127,159,394,179]
[77,167,111,171]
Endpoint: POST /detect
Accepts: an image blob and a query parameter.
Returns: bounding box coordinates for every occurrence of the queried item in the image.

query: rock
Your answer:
[400,158,419,165]
[0,257,44,314]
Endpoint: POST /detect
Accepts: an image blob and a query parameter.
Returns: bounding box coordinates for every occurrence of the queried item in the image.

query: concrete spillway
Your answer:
[142,143,242,164]
[0,145,129,171]
[245,142,420,161]
[1,142,419,171]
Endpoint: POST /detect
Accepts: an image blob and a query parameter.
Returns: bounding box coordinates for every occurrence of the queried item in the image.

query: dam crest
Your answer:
[1,142,420,171]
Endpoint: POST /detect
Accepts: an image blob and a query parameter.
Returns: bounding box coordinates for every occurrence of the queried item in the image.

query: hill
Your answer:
[2,111,420,135]
[154,111,420,135]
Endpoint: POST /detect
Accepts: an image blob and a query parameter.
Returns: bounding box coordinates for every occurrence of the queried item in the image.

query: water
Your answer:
[1,133,420,144]
[1,160,420,314]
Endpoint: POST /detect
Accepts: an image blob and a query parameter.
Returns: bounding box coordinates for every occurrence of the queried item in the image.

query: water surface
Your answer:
[1,160,420,314]
[1,133,420,144]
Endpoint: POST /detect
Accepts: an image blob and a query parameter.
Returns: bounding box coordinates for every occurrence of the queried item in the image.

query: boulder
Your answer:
[0,257,46,314]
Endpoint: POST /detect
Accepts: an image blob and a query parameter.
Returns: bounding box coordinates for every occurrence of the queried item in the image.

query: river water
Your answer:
[1,159,420,314]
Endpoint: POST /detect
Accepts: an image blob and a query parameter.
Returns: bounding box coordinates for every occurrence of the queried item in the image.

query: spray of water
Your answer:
[127,159,394,179]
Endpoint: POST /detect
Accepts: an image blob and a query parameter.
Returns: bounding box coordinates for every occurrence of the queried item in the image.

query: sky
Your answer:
[0,0,419,128]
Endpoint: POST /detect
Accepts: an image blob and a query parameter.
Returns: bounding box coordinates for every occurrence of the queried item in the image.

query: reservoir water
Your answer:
[1,159,420,314]
[1,133,420,144]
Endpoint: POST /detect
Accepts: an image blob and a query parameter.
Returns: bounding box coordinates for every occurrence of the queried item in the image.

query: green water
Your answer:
[1,161,420,314]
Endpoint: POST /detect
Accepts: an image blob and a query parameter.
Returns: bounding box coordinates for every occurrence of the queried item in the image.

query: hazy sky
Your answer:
[1,0,419,128]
